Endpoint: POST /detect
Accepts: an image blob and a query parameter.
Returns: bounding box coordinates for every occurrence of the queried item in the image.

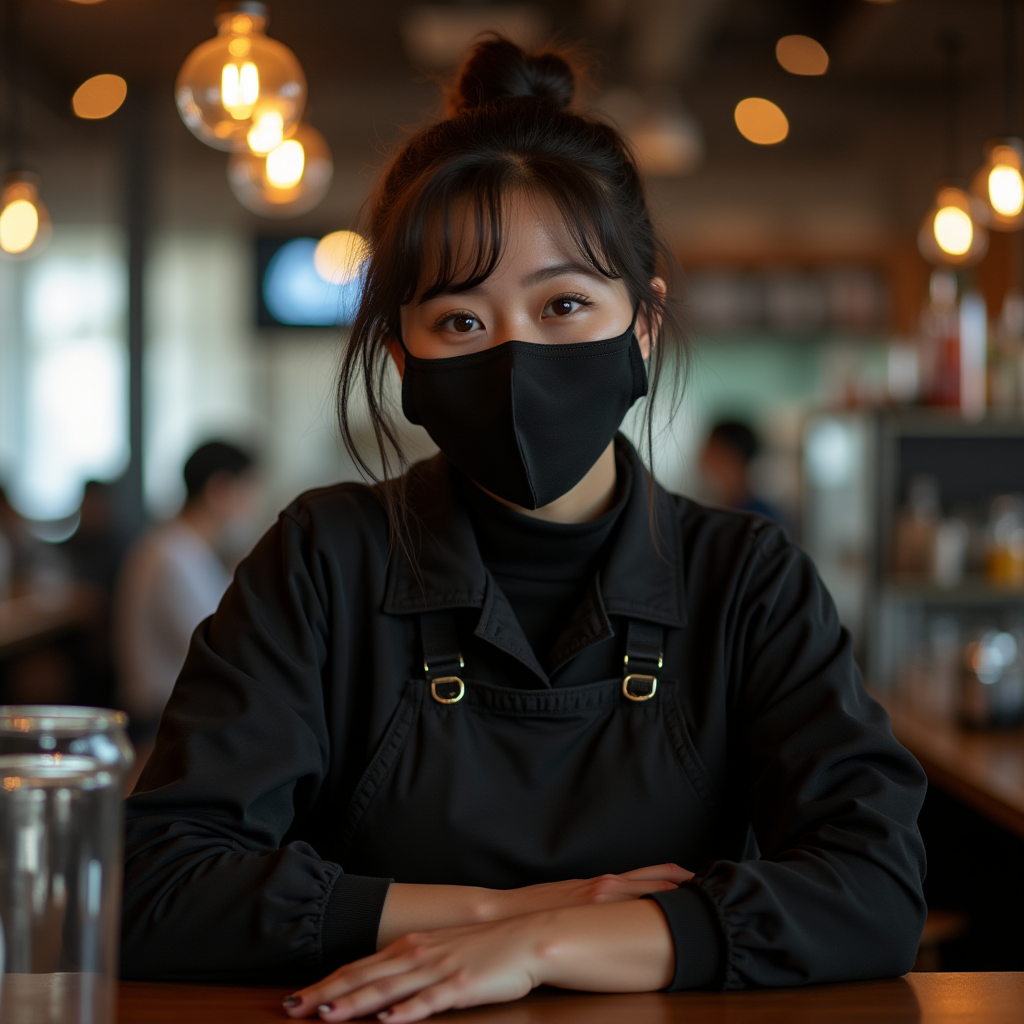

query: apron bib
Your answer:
[340,615,718,887]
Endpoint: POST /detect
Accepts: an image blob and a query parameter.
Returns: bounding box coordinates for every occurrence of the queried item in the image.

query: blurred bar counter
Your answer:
[877,690,1024,840]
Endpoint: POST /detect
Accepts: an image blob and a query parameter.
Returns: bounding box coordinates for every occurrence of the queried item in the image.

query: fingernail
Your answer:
[282,996,302,1008]
[378,1012,393,1021]
[317,1005,333,1016]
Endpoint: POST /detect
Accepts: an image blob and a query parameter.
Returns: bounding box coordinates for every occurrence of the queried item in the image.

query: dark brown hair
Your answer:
[338,36,688,546]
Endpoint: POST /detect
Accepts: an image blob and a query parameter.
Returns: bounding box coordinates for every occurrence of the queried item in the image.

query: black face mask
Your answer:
[401,316,647,509]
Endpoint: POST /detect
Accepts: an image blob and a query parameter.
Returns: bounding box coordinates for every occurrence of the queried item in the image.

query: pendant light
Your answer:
[175,2,306,153]
[918,34,988,266]
[0,172,51,257]
[0,0,49,259]
[226,122,332,216]
[971,1,1024,229]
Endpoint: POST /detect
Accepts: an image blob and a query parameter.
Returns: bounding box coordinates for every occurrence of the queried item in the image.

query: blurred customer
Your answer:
[115,442,259,763]
[61,480,133,598]
[59,479,137,707]
[699,419,784,524]
[0,485,67,595]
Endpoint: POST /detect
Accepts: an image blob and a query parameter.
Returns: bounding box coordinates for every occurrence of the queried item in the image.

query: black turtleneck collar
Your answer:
[454,451,633,662]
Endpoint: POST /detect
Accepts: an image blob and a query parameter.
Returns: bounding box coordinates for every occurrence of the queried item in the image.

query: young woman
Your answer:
[122,37,927,1023]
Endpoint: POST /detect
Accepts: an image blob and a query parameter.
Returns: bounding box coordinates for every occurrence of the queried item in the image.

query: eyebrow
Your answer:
[415,260,607,304]
[521,261,607,287]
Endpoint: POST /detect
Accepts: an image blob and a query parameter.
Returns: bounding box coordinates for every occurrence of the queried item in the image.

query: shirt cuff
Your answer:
[645,884,725,990]
[321,871,392,969]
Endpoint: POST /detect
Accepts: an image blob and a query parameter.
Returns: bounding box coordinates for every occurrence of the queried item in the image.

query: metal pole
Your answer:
[124,89,149,530]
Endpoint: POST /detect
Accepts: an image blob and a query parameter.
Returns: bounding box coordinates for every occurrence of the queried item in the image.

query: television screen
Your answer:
[257,236,364,328]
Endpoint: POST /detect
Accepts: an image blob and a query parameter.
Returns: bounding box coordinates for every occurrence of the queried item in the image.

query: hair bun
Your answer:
[452,36,575,114]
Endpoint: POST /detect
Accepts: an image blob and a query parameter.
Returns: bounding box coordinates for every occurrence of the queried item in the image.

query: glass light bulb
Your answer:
[988,164,1024,217]
[176,4,306,152]
[227,122,333,217]
[266,139,305,188]
[0,199,39,254]
[314,231,369,284]
[934,206,974,256]
[0,175,50,258]
[247,110,284,153]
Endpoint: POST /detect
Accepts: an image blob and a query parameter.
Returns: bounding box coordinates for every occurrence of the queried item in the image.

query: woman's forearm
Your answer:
[376,865,689,948]
[377,883,493,947]
[534,900,675,992]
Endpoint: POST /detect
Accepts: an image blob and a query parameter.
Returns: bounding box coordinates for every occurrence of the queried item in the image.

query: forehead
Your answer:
[415,188,590,297]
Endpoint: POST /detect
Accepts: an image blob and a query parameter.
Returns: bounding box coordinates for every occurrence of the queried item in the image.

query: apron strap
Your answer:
[420,611,466,703]
[622,620,663,702]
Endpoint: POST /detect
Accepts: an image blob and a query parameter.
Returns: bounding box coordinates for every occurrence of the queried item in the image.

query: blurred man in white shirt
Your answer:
[116,441,259,772]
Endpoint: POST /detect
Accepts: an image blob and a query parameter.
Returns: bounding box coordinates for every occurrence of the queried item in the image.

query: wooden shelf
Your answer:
[882,578,1024,605]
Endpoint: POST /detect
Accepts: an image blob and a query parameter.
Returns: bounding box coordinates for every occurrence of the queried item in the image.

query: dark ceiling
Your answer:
[1,0,1018,245]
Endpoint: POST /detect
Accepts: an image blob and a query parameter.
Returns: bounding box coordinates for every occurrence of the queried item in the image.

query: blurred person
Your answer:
[0,485,65,593]
[61,480,133,598]
[699,419,784,524]
[114,442,258,757]
[59,479,137,707]
[122,38,925,1017]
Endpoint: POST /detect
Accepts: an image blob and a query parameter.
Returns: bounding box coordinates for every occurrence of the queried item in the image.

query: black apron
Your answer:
[340,613,719,887]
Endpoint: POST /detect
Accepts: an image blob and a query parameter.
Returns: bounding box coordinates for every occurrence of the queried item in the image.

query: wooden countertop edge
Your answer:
[877,693,1024,841]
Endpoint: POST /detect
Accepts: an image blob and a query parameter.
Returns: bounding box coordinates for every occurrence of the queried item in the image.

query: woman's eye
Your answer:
[544,296,585,317]
[441,314,479,333]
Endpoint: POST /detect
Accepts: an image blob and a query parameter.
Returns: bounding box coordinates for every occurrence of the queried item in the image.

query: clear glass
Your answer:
[0,707,133,1024]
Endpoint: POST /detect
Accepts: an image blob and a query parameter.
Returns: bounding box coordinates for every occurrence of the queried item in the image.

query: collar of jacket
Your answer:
[381,436,687,635]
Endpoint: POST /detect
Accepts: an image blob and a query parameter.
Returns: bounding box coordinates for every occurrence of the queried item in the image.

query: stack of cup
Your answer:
[0,707,133,1024]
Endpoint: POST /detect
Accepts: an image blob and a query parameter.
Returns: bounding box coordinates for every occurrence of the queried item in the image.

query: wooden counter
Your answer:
[878,693,1024,840]
[117,974,1024,1023]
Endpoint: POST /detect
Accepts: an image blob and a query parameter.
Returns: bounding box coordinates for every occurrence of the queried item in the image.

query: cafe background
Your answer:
[1,0,1023,975]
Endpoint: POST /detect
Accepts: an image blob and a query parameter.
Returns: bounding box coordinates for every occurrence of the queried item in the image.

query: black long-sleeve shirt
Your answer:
[121,438,927,990]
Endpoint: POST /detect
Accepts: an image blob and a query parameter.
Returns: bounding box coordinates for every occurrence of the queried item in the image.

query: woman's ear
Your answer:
[385,337,406,379]
[634,277,666,360]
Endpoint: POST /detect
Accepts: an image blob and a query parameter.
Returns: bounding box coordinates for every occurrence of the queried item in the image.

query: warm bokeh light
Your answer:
[72,74,127,119]
[988,163,1024,217]
[0,198,39,254]
[0,176,49,258]
[775,35,829,76]
[265,139,305,188]
[247,110,284,154]
[734,98,789,145]
[933,205,974,256]
[314,230,369,284]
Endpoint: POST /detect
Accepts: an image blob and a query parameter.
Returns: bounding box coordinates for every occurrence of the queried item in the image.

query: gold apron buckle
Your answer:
[430,677,466,704]
[622,674,657,701]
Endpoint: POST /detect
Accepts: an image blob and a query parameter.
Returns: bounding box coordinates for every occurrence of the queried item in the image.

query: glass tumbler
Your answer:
[0,707,133,1024]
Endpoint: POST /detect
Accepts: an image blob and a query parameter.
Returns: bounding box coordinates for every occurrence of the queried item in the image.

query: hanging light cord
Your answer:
[1005,0,1019,137]
[1,0,22,174]
[939,31,963,181]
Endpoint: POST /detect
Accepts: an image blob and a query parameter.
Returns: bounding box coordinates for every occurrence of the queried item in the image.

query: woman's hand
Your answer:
[376,863,692,947]
[283,900,675,1023]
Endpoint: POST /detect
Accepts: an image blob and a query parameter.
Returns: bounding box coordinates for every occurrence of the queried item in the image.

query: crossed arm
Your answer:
[283,864,691,1022]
